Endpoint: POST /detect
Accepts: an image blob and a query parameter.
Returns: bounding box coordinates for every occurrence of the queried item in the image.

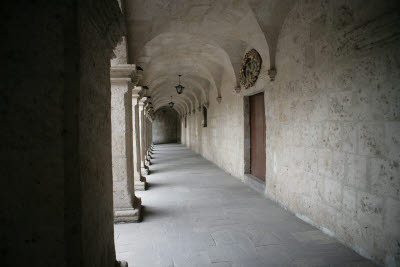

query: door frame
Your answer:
[243,89,266,193]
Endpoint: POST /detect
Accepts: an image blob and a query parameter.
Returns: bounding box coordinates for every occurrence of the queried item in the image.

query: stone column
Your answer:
[139,98,149,175]
[148,117,152,151]
[132,87,147,190]
[143,111,149,166]
[144,111,151,165]
[111,65,141,223]
[146,113,153,158]
[150,113,154,150]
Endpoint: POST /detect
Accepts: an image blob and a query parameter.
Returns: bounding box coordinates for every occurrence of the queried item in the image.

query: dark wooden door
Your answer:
[250,92,266,180]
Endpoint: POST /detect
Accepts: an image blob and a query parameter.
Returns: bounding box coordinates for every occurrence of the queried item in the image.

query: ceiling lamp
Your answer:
[175,74,184,94]
[168,96,174,108]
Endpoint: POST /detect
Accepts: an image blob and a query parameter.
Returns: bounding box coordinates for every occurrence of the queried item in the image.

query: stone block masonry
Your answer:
[181,0,400,265]
[1,0,125,266]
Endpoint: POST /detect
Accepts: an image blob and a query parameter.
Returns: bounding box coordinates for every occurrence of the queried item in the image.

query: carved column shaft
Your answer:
[132,87,147,190]
[138,98,149,174]
[147,116,153,154]
[110,65,141,222]
[143,112,149,164]
[145,112,151,159]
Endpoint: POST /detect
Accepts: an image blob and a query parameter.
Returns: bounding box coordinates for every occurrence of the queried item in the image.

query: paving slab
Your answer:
[115,144,375,267]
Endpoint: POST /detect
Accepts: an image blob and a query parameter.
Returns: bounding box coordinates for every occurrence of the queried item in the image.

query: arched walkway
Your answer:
[115,144,374,266]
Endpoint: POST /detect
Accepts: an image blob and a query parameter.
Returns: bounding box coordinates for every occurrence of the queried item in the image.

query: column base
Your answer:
[135,179,147,190]
[114,206,141,223]
[145,159,151,166]
[142,163,149,172]
[116,260,128,267]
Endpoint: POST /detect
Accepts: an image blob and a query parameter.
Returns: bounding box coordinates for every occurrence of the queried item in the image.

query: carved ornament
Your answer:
[240,49,262,89]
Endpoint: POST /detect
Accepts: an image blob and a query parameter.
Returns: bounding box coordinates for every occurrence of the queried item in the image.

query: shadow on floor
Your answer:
[140,206,170,222]
[116,144,376,267]
[146,182,162,189]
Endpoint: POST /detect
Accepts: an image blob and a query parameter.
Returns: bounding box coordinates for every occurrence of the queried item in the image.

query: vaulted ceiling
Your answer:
[124,0,295,115]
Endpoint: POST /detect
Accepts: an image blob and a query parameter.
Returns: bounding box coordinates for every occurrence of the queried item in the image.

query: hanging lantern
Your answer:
[175,74,184,94]
[168,96,174,108]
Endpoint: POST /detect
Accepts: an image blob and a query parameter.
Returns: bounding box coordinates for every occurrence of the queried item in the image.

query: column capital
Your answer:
[131,73,142,86]
[145,107,152,117]
[144,98,152,107]
[139,97,147,106]
[110,64,136,80]
[132,86,142,99]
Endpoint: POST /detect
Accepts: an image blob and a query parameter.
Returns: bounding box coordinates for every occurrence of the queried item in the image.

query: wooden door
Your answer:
[250,92,266,180]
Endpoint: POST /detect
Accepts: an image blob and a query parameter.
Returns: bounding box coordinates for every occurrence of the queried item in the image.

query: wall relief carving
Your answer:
[240,49,262,89]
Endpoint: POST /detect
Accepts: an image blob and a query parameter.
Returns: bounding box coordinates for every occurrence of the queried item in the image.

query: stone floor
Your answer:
[114,144,375,267]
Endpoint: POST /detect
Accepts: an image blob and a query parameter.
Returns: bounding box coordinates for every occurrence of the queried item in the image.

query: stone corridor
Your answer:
[4,1,400,266]
[115,144,375,267]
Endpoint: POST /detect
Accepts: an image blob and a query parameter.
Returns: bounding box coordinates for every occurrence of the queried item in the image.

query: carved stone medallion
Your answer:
[240,49,262,89]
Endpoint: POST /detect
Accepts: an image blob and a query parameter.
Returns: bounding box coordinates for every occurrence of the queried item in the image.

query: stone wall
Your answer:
[1,1,123,266]
[153,108,179,144]
[181,79,244,179]
[181,0,400,265]
[76,1,123,266]
[268,1,400,264]
[1,2,67,266]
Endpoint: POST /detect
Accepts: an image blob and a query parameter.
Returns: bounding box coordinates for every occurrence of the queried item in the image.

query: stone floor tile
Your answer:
[114,144,376,267]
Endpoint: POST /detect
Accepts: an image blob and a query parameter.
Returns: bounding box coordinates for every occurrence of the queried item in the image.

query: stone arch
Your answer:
[139,32,238,104]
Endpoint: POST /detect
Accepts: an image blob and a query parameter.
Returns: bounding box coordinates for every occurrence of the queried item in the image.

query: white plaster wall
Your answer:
[181,0,400,265]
